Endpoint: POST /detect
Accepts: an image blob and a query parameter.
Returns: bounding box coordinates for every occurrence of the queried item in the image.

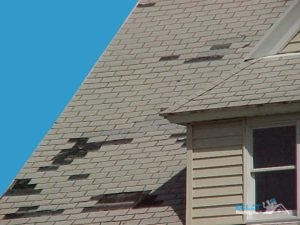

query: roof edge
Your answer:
[161,101,300,125]
[161,59,260,115]
[246,0,300,59]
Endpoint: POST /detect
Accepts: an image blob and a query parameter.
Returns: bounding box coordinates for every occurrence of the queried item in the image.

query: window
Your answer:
[245,118,300,222]
[253,126,296,211]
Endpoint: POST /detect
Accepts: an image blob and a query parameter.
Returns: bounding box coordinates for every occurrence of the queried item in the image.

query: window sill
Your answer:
[246,216,300,225]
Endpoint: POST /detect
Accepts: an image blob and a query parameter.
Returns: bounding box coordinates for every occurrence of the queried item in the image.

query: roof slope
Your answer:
[0,0,292,224]
[165,54,300,114]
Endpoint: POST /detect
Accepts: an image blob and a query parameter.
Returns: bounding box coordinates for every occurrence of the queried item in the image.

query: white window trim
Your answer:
[246,0,300,60]
[244,115,300,223]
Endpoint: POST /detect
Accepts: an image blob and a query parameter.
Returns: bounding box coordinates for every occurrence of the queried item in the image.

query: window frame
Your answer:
[244,116,300,223]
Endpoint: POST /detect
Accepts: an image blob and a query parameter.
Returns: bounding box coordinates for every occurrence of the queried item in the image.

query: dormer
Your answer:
[248,0,300,59]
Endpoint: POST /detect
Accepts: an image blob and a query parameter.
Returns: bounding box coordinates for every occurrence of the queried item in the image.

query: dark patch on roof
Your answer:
[4,179,41,196]
[134,194,163,208]
[210,43,231,50]
[206,37,244,46]
[102,138,133,146]
[4,208,64,220]
[159,55,180,61]
[68,174,90,180]
[184,55,223,64]
[17,206,39,213]
[49,137,133,169]
[82,191,163,212]
[52,138,102,166]
[38,166,58,172]
[137,2,156,8]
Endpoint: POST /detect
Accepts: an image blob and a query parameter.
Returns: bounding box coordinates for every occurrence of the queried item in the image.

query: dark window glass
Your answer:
[255,170,296,210]
[253,126,296,168]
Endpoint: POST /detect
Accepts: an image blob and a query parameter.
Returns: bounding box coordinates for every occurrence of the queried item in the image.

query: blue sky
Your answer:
[0,0,137,195]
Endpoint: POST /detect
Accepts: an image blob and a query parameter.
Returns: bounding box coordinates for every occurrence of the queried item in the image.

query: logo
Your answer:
[261,198,290,215]
[236,198,290,215]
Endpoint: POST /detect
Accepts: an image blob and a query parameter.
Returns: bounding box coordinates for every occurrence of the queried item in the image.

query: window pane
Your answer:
[253,126,296,168]
[255,170,296,211]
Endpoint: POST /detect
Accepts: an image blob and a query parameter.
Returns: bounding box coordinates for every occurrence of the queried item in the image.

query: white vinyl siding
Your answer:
[190,120,244,225]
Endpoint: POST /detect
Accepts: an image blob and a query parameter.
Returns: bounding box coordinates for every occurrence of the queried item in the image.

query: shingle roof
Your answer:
[0,0,293,224]
[164,54,300,114]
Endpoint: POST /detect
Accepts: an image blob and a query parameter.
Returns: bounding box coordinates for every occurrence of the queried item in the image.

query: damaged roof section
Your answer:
[37,137,133,170]
[82,191,163,212]
[4,207,64,220]
[137,2,156,8]
[4,179,41,196]
[184,55,224,64]
[51,138,101,166]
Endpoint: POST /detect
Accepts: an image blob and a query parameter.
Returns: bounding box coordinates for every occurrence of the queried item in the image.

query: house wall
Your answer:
[188,120,244,225]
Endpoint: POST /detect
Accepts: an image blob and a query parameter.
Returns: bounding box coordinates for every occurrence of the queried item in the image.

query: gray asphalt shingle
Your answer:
[165,54,300,114]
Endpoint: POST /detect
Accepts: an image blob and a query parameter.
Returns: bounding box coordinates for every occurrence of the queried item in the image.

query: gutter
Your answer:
[161,101,300,125]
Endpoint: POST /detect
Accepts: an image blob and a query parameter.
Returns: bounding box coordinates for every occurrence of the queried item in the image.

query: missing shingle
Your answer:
[206,37,244,46]
[38,166,58,172]
[4,209,64,220]
[68,137,88,143]
[184,55,223,64]
[210,43,231,50]
[82,202,134,212]
[19,206,39,212]
[159,55,180,61]
[4,179,41,196]
[102,138,133,146]
[52,138,102,166]
[68,137,103,151]
[52,149,87,165]
[137,2,156,8]
[68,174,90,180]
[82,191,163,212]
[51,137,133,168]
[91,191,147,205]
[134,194,163,208]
